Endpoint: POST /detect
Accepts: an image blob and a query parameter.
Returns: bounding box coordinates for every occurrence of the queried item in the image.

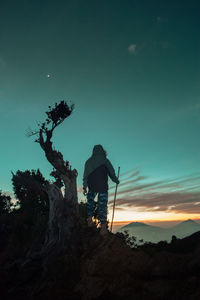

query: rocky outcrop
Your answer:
[1,229,200,300]
[75,230,200,300]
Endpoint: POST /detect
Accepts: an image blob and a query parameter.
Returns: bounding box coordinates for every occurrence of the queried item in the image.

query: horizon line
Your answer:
[113,218,200,224]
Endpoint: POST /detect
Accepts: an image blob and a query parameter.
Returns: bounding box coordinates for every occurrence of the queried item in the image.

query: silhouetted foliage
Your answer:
[0,190,12,215]
[27,100,74,140]
[136,239,171,256]
[0,190,16,251]
[26,100,76,189]
[171,235,179,243]
[45,101,74,127]
[50,168,64,188]
[115,230,137,248]
[0,170,50,257]
[26,100,74,175]
[12,169,49,216]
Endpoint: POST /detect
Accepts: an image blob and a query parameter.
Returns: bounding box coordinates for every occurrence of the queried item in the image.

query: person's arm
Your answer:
[105,159,120,184]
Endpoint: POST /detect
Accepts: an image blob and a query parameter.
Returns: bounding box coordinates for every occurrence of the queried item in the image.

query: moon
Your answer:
[46,74,51,78]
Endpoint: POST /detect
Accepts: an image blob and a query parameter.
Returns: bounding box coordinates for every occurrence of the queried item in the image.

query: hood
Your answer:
[92,145,107,157]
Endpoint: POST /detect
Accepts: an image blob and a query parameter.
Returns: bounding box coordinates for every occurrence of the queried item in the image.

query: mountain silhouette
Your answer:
[122,221,150,228]
[118,219,200,243]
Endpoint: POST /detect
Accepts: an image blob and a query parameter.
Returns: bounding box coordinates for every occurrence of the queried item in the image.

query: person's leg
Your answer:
[97,192,108,225]
[87,190,97,226]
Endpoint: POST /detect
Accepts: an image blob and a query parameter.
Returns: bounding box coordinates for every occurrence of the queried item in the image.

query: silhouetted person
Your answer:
[83,145,119,235]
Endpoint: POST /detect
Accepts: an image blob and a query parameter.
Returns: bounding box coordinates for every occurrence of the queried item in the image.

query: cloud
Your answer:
[77,166,200,215]
[120,169,140,178]
[122,176,148,187]
[108,172,200,215]
[115,207,126,211]
[128,44,137,55]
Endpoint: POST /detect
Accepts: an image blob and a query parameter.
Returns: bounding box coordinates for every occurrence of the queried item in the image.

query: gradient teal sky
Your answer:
[1,0,200,220]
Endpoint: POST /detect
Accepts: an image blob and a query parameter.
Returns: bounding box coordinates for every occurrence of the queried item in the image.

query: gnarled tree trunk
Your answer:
[42,170,79,256]
[32,102,80,257]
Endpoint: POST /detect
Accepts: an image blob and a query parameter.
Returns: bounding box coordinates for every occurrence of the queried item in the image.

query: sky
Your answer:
[0,0,200,223]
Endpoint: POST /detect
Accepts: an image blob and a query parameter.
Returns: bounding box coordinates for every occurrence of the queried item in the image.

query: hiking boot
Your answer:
[100,223,108,236]
[87,216,94,227]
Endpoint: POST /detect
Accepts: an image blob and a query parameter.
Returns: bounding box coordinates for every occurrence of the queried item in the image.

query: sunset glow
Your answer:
[108,209,200,223]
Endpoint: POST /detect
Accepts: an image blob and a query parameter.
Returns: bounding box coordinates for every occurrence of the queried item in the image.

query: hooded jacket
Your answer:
[83,145,119,192]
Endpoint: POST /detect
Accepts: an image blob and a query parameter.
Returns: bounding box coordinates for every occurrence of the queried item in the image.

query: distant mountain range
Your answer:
[117,219,200,243]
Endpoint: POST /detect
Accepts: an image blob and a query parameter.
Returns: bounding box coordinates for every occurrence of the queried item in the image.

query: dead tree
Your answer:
[27,101,78,255]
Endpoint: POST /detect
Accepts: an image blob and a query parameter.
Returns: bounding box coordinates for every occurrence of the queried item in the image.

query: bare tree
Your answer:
[28,101,78,256]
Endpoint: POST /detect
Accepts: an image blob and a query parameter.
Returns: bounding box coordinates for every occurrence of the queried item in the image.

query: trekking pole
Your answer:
[110,166,120,232]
